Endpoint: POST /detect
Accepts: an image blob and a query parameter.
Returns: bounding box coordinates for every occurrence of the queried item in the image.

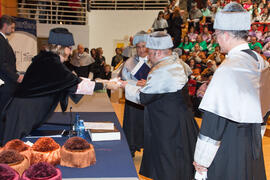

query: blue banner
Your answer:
[14,17,36,37]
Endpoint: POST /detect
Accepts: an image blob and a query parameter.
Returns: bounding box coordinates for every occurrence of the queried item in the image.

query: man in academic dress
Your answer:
[0,15,24,114]
[0,28,115,145]
[121,31,150,157]
[121,31,199,180]
[70,44,95,78]
[193,2,270,180]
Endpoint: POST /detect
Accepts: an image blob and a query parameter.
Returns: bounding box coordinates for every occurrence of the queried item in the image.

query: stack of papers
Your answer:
[85,122,121,141]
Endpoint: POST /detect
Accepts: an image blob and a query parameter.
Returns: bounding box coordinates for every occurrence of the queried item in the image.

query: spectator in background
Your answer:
[90,48,97,60]
[190,43,206,63]
[101,64,112,97]
[163,5,171,20]
[96,47,106,65]
[262,41,270,58]
[207,46,225,65]
[193,35,208,51]
[188,26,198,43]
[122,36,136,60]
[84,47,89,54]
[201,26,212,43]
[168,0,176,13]
[207,36,219,55]
[249,36,263,50]
[70,44,95,77]
[201,5,211,17]
[248,24,263,41]
[188,2,203,32]
[68,0,82,24]
[254,45,267,60]
[243,0,253,12]
[178,35,193,53]
[196,73,213,99]
[168,7,183,48]
[252,3,261,14]
[111,48,124,69]
[252,8,262,22]
[261,6,270,22]
[92,47,106,79]
[151,11,168,32]
[262,24,270,43]
[201,59,217,79]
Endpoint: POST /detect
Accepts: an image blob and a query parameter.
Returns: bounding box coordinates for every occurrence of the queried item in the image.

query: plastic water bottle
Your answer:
[77,120,86,138]
[74,113,80,133]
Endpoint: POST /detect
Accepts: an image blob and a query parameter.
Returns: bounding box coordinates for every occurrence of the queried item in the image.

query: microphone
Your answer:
[70,106,73,132]
[67,106,75,137]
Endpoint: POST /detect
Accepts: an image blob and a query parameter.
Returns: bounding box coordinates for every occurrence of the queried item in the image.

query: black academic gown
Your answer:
[0,33,19,115]
[199,111,267,180]
[123,99,145,155]
[0,51,102,145]
[139,89,199,180]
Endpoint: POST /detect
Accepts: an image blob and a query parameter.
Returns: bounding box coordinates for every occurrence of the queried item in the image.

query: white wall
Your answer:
[37,23,90,49]
[36,10,160,65]
[88,10,159,65]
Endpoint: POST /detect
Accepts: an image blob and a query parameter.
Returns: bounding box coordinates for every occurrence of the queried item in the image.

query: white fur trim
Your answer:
[214,12,251,30]
[146,33,173,50]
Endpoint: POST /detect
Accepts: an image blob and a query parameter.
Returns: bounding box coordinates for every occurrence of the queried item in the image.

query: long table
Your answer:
[24,93,138,180]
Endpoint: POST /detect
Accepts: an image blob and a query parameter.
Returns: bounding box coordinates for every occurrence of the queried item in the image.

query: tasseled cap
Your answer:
[214,2,251,31]
[133,31,148,45]
[146,31,173,50]
[48,28,74,46]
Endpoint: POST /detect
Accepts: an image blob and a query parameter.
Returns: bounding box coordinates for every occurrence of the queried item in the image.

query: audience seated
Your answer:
[111,48,124,69]
[263,41,270,58]
[207,46,225,65]
[193,35,208,51]
[190,43,206,63]
[207,36,219,55]
[249,24,263,41]
[178,35,193,53]
[249,36,263,50]
[187,26,198,43]
[254,45,267,60]
[200,26,212,43]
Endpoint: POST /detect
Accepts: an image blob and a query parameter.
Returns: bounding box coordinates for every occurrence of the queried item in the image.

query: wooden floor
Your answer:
[111,102,270,180]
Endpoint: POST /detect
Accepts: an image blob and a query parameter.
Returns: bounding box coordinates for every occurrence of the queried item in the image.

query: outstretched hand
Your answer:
[193,161,207,175]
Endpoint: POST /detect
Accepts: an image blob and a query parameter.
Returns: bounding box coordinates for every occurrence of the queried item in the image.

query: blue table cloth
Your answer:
[24,112,138,179]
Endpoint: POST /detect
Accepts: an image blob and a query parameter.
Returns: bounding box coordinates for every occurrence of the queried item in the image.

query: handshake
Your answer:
[95,78,122,90]
[96,78,147,90]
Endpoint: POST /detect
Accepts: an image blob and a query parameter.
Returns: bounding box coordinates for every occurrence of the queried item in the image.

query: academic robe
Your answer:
[0,51,102,145]
[121,55,149,155]
[125,54,199,180]
[194,44,269,180]
[197,111,266,180]
[0,33,19,116]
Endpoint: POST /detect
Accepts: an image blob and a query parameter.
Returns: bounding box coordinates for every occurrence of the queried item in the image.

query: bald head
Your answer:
[77,44,84,54]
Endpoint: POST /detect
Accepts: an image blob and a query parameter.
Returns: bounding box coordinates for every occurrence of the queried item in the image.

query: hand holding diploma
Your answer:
[136,79,146,87]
